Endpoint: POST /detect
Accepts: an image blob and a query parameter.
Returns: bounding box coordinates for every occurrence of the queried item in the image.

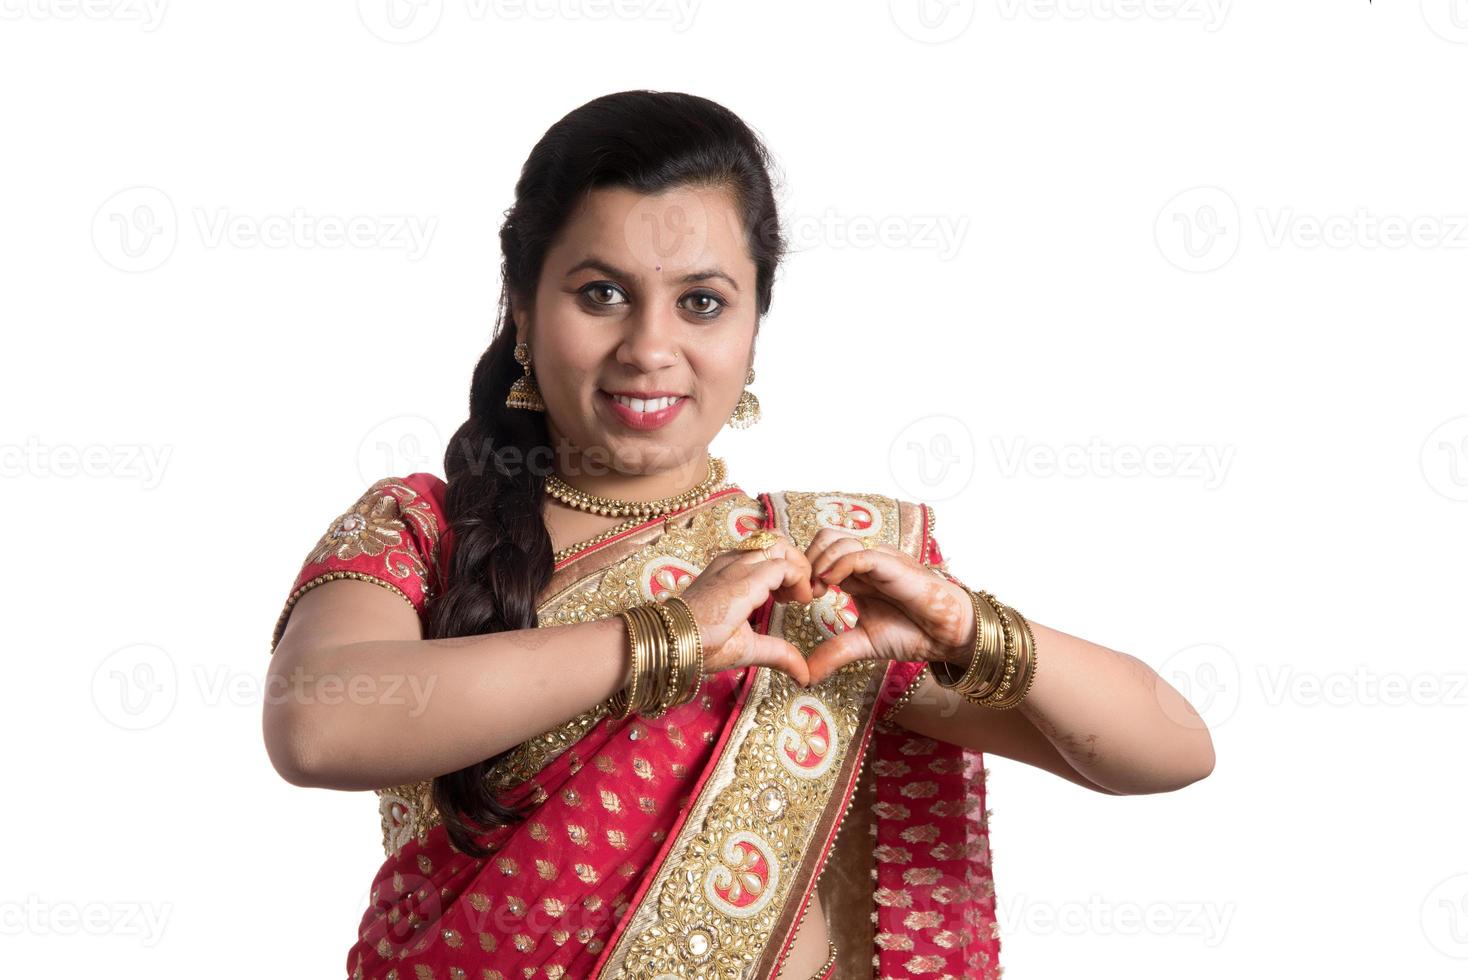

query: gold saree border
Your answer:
[595,490,925,980]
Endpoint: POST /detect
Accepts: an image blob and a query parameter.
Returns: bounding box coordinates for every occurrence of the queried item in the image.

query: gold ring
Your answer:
[735,530,782,557]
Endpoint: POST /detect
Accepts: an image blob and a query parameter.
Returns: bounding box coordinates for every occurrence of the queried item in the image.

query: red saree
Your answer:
[270,473,1002,979]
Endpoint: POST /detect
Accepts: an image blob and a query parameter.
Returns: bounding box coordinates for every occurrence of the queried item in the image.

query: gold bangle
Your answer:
[972,592,1019,706]
[647,599,684,716]
[661,594,705,709]
[609,608,645,720]
[630,602,670,717]
[973,591,1017,704]
[930,587,985,693]
[931,586,1006,701]
[984,605,1038,709]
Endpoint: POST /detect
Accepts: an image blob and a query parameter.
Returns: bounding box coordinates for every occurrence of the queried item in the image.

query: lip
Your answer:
[597,389,689,431]
[602,389,685,398]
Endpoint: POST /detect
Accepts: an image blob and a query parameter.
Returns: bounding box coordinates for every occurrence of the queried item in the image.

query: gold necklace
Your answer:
[544,454,728,518]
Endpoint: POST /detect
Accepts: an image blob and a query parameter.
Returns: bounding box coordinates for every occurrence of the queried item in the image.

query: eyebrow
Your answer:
[564,255,740,292]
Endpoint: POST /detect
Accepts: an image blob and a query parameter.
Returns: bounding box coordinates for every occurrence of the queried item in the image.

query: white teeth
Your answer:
[612,394,681,413]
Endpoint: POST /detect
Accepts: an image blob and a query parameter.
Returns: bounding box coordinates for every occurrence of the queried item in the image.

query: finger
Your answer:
[804,629,875,685]
[741,553,815,606]
[811,535,896,584]
[769,546,816,605]
[804,529,859,582]
[747,632,812,687]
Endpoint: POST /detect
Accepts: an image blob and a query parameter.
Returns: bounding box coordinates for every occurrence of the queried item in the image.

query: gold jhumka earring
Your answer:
[727,367,760,429]
[505,341,546,412]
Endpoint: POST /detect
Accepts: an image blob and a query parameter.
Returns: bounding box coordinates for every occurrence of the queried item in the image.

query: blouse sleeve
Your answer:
[269,475,446,655]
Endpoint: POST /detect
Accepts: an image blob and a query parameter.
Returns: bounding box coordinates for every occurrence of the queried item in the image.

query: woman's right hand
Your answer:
[673,533,816,686]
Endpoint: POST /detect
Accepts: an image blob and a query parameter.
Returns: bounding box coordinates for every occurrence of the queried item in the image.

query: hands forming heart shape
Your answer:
[797,527,976,685]
[676,528,977,688]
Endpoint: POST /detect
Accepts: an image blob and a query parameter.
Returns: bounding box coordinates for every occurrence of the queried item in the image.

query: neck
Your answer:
[549,446,715,502]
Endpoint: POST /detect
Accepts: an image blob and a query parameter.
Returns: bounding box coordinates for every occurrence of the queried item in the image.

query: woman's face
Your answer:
[516,183,760,480]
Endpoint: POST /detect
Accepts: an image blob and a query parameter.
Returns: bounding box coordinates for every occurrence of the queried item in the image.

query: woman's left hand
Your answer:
[801,529,975,685]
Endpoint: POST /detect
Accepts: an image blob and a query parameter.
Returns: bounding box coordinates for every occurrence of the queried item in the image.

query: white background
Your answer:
[4,1,1466,976]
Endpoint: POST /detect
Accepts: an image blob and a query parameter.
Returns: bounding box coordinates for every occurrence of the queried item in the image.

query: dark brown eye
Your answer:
[682,291,724,318]
[582,282,628,307]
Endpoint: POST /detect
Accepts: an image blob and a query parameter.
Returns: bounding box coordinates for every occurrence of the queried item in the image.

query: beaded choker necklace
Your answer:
[543,454,728,519]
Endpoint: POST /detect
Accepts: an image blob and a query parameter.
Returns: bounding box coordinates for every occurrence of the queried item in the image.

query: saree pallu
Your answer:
[270,473,1002,979]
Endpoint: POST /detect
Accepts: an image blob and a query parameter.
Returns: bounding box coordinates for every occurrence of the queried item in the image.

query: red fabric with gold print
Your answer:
[270,477,1002,979]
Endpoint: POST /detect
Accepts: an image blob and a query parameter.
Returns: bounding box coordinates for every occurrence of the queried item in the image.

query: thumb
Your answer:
[804,629,875,685]
[747,632,812,688]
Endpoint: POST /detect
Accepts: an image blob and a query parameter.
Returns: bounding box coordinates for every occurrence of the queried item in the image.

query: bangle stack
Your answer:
[930,587,1038,710]
[609,595,706,720]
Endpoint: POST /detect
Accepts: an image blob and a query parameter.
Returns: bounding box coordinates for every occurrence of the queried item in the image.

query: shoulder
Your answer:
[270,472,449,653]
[763,489,936,561]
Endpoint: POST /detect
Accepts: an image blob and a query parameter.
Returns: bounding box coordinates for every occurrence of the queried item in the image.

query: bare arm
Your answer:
[262,579,630,791]
[894,620,1215,796]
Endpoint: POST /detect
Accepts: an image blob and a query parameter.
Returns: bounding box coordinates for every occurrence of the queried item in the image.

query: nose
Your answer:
[614,302,682,373]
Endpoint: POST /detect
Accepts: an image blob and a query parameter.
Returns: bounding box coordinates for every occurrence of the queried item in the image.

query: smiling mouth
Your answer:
[602,391,687,413]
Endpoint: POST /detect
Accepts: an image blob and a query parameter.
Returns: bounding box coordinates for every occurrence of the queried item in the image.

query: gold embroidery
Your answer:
[272,477,442,654]
[599,490,912,979]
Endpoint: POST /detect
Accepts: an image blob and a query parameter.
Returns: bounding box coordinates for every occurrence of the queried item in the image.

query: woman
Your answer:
[264,90,1216,980]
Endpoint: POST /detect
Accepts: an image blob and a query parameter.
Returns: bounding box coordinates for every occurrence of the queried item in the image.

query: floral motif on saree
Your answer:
[270,474,1001,979]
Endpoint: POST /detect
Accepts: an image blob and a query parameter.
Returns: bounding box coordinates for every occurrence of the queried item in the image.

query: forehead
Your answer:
[552,183,753,279]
